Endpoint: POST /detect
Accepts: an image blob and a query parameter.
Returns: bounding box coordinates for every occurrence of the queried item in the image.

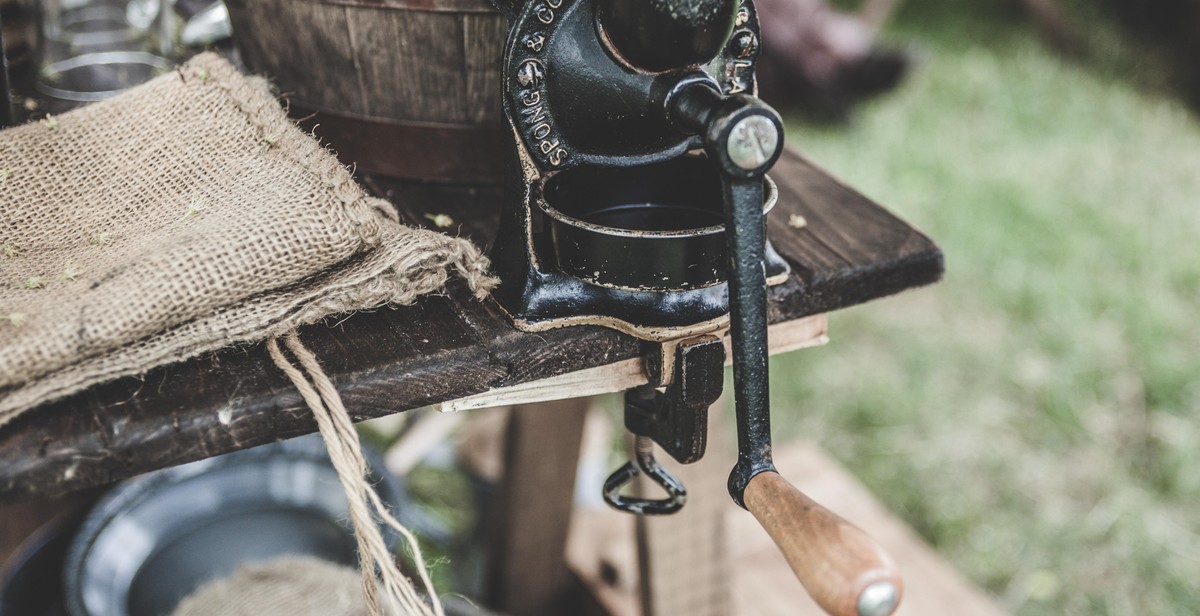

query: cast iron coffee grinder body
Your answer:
[490,1,902,615]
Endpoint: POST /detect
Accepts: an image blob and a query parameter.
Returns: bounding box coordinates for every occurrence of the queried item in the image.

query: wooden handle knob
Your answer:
[743,471,903,616]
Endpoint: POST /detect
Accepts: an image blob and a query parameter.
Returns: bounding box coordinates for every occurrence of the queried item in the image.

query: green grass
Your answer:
[766,2,1200,614]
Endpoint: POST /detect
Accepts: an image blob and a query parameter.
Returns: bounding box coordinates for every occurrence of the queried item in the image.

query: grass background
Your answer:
[764,1,1200,614]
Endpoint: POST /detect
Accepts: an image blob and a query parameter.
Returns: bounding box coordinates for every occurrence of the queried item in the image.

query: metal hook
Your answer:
[602,435,687,515]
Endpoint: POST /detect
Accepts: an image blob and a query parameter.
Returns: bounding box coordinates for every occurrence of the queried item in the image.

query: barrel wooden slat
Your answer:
[348,10,467,122]
[463,13,508,124]
[228,0,506,124]
[226,0,507,180]
[226,0,364,112]
[326,0,499,12]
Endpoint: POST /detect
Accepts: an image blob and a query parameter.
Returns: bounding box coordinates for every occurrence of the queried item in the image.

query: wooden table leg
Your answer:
[636,400,733,616]
[484,398,591,616]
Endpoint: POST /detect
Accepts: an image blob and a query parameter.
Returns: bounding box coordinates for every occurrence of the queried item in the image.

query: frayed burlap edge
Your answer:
[0,227,494,426]
[0,53,497,425]
[0,52,493,616]
[0,53,390,390]
[188,53,388,248]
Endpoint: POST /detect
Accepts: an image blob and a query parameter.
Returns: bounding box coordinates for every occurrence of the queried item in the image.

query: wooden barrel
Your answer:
[225,0,509,183]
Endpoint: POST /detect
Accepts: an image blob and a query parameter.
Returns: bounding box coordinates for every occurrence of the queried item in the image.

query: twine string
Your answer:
[268,330,443,616]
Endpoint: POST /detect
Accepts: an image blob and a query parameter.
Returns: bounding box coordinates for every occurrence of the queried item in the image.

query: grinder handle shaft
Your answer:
[744,471,903,616]
[667,80,903,616]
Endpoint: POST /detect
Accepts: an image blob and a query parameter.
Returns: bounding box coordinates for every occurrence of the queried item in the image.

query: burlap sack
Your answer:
[172,556,369,616]
[0,53,494,425]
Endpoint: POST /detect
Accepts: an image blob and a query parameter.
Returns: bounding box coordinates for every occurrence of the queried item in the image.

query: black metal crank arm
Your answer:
[667,80,786,506]
[721,176,778,507]
[669,81,906,616]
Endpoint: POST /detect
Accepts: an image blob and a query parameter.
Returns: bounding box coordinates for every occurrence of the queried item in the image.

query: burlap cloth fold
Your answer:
[0,53,494,425]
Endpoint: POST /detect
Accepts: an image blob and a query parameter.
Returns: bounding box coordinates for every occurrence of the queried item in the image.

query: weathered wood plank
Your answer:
[764,153,943,324]
[347,11,467,121]
[437,314,827,412]
[0,149,942,502]
[462,14,508,124]
[225,0,364,111]
[226,1,507,124]
[226,1,508,180]
[484,400,591,616]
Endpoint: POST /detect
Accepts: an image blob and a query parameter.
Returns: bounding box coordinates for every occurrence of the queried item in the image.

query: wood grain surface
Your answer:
[484,399,591,616]
[0,149,942,502]
[729,444,1010,616]
[744,471,903,616]
[567,440,1009,616]
[225,0,507,125]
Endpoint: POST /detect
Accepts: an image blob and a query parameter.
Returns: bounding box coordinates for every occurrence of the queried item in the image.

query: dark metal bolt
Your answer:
[729,30,758,59]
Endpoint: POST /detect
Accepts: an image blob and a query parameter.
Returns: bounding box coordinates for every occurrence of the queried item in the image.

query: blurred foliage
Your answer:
[765,0,1200,613]
[405,464,480,591]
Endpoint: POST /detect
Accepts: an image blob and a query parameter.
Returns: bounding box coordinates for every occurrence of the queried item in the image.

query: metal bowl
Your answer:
[62,435,404,616]
[538,156,778,292]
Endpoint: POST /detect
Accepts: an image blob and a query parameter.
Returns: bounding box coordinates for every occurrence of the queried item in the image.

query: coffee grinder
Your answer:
[489,1,903,614]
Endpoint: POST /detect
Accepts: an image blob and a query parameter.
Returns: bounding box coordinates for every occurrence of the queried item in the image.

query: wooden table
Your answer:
[0,148,942,504]
[0,148,942,616]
